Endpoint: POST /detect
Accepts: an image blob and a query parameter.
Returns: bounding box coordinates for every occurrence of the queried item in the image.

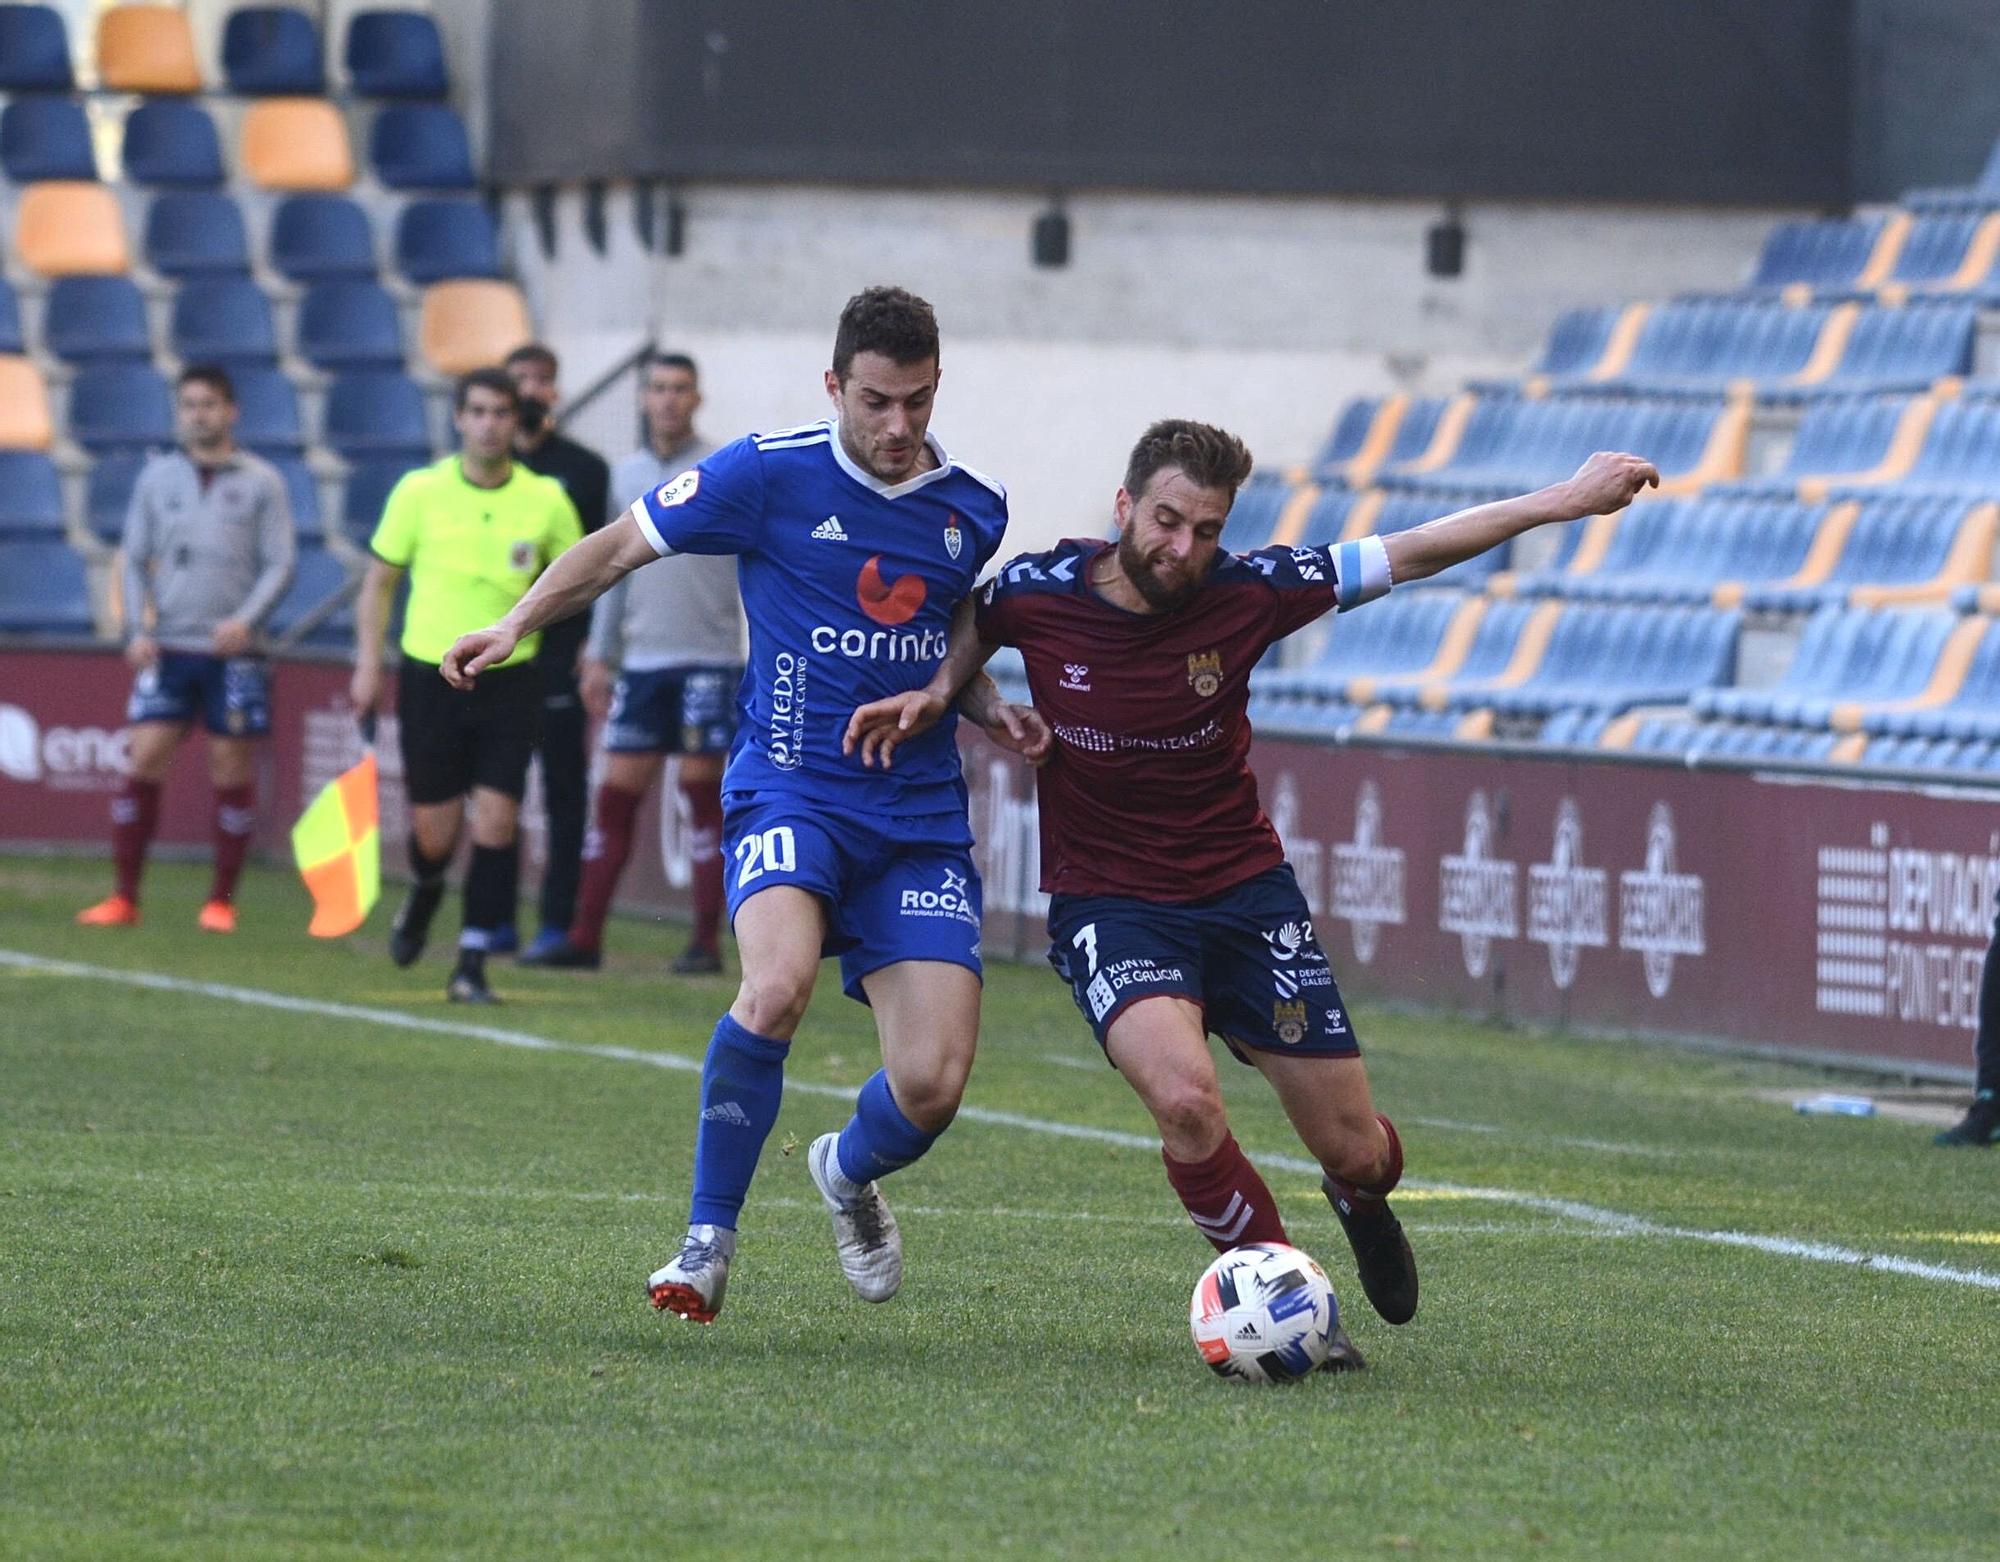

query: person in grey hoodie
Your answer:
[77,365,295,934]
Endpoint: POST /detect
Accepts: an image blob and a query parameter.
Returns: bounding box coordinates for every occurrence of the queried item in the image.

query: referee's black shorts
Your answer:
[396,658,542,806]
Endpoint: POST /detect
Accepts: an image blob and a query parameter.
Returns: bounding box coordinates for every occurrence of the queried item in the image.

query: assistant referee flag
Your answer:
[292,746,380,937]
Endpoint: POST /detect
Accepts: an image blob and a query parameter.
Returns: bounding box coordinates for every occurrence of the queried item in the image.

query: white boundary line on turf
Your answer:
[9,947,2000,1294]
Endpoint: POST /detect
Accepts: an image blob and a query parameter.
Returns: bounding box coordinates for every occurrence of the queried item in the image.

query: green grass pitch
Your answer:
[2,856,1995,1560]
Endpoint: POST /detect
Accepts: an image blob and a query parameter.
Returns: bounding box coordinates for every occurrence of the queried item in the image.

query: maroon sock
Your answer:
[568,783,642,951]
[1163,1131,1290,1253]
[110,778,162,903]
[684,773,725,953]
[1330,1114,1406,1202]
[209,783,256,904]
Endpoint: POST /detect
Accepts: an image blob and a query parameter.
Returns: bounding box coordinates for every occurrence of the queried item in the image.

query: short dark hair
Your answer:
[1122,419,1255,502]
[504,343,557,378]
[645,351,698,382]
[832,286,939,382]
[455,366,521,413]
[177,364,235,404]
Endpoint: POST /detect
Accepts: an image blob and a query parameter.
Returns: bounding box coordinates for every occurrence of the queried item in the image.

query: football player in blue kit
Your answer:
[442,288,1047,1321]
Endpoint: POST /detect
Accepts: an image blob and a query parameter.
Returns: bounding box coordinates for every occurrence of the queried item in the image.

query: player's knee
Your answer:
[892,1058,970,1133]
[1315,1117,1390,1184]
[1149,1074,1228,1154]
[732,970,813,1040]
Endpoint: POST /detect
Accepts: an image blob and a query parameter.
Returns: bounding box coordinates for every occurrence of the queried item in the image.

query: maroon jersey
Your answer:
[977,536,1380,901]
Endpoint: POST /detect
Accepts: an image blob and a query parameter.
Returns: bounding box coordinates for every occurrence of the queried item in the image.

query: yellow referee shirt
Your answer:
[369,457,582,668]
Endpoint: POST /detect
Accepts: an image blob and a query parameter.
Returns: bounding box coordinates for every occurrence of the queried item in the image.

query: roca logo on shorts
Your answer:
[655,470,700,508]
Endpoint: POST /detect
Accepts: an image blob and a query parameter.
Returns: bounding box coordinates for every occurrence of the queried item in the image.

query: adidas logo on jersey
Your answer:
[811,516,849,541]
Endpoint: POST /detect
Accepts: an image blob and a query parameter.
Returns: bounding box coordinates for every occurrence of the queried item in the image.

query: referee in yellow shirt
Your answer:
[351,368,582,1003]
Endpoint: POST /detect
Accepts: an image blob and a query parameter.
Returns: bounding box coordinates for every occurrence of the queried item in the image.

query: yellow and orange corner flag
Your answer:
[291,740,380,938]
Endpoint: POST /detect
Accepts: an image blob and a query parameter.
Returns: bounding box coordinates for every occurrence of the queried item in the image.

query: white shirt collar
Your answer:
[828,419,955,500]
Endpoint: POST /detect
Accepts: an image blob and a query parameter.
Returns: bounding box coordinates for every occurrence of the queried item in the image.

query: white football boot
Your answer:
[646,1224,732,1322]
[808,1132,903,1303]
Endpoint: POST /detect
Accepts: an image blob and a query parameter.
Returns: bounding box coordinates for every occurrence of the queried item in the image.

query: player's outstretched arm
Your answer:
[1383,451,1658,586]
[441,514,658,688]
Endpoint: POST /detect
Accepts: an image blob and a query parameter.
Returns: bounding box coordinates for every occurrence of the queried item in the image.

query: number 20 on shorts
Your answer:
[734,826,798,888]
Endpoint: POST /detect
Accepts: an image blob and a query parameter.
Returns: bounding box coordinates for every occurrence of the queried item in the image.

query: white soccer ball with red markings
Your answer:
[1190,1241,1339,1383]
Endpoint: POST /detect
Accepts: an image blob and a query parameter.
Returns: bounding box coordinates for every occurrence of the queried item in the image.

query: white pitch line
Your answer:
[8,948,1999,1293]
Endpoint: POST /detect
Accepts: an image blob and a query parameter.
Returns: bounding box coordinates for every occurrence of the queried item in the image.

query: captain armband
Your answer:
[1334,535,1393,610]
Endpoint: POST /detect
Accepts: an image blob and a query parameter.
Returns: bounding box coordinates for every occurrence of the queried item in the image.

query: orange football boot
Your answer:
[75,894,140,927]
[196,900,237,934]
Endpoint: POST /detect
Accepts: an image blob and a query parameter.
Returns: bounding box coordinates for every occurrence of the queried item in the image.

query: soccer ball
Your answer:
[1189,1241,1339,1383]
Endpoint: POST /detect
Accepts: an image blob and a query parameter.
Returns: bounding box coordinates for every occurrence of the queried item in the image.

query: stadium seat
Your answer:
[221,6,324,94]
[296,279,404,370]
[1697,607,1957,727]
[85,451,146,541]
[267,193,377,281]
[1744,217,1882,297]
[13,182,129,275]
[0,96,95,181]
[170,276,278,366]
[1370,598,1542,709]
[1217,474,1291,553]
[1885,401,2000,495]
[1433,603,1740,718]
[0,276,22,354]
[0,450,63,535]
[67,362,174,452]
[267,543,353,646]
[368,102,475,189]
[0,539,95,635]
[394,198,501,282]
[143,190,252,278]
[344,9,448,96]
[230,365,305,456]
[42,275,152,363]
[1771,303,1979,404]
[1905,136,2000,213]
[0,4,74,90]
[265,452,322,536]
[96,4,202,92]
[340,456,424,542]
[1311,396,1448,488]
[1255,590,1470,704]
[240,98,354,191]
[0,355,54,448]
[120,98,225,188]
[419,280,531,375]
[323,371,431,461]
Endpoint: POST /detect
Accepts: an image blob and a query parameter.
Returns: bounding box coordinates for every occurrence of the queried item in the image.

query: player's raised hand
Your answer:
[1565,451,1660,515]
[844,689,948,769]
[441,625,519,689]
[986,702,1054,767]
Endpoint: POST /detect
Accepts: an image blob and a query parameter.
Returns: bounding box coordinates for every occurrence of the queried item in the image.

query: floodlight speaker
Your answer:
[1426,214,1465,278]
[1032,208,1070,269]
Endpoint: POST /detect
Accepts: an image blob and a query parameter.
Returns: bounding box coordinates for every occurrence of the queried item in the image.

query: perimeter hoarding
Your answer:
[3,649,1991,1077]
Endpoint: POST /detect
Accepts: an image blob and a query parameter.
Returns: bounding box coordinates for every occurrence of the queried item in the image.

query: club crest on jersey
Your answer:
[508,539,536,571]
[1273,999,1308,1046]
[856,555,927,627]
[654,468,700,509]
[943,514,963,560]
[1187,650,1224,698]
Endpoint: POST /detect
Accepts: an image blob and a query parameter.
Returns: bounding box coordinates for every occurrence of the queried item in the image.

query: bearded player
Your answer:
[849,421,1657,1359]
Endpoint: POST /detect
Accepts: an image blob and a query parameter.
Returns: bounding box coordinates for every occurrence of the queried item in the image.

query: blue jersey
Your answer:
[629,419,1009,815]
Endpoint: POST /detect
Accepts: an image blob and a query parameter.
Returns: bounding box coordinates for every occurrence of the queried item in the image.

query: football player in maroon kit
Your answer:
[845,420,1657,1364]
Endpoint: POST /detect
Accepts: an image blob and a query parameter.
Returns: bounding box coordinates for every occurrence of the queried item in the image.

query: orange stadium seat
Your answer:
[14,182,130,275]
[0,356,55,449]
[240,99,354,191]
[419,280,532,376]
[96,4,203,93]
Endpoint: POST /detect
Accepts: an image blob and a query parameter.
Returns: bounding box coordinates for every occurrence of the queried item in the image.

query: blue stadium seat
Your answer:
[68,364,174,453]
[1446,604,1740,718]
[1218,474,1291,553]
[222,6,324,94]
[0,539,94,635]
[1311,400,1380,477]
[1886,215,1985,289]
[264,452,322,537]
[266,543,353,646]
[1293,488,1361,549]
[143,190,252,277]
[296,279,403,370]
[170,276,278,366]
[345,9,448,96]
[340,456,424,542]
[1256,590,1466,703]
[230,366,304,456]
[1363,598,1540,708]
[0,450,64,535]
[1777,303,1977,404]
[368,103,474,189]
[1868,619,2000,741]
[267,194,376,281]
[0,95,94,180]
[324,371,431,462]
[1588,300,1824,396]
[1905,137,2000,213]
[1379,395,1728,493]
[1745,217,1882,295]
[0,4,74,90]
[1806,495,1981,609]
[1372,492,1514,587]
[1721,394,1910,497]
[120,98,224,188]
[0,275,23,353]
[1530,496,1823,606]
[86,451,147,542]
[393,197,500,282]
[1893,401,2000,494]
[1697,607,1957,727]
[43,275,152,363]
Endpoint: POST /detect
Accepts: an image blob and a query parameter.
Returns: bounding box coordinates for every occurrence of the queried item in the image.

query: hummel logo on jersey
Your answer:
[811,516,849,541]
[1060,663,1091,692]
[700,1100,754,1127]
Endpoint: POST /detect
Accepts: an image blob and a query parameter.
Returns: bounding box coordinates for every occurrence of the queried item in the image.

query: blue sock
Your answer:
[687,1015,790,1230]
[835,1070,941,1186]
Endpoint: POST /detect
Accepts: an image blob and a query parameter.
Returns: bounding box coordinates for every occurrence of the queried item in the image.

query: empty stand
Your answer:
[67,362,173,452]
[0,450,64,535]
[96,4,203,93]
[120,98,225,188]
[266,453,322,536]
[324,371,431,461]
[43,275,152,363]
[0,355,54,448]
[345,9,449,97]
[170,276,278,366]
[0,277,23,354]
[297,279,404,369]
[231,366,305,455]
[222,6,325,94]
[143,190,252,277]
[368,102,475,189]
[268,193,377,280]
[85,452,146,542]
[1,96,95,181]
[1745,217,1882,297]
[267,544,353,646]
[13,182,130,275]
[0,539,94,635]
[240,98,354,190]
[395,198,501,282]
[419,279,531,375]
[0,4,75,90]
[1380,394,1744,495]
[341,457,424,542]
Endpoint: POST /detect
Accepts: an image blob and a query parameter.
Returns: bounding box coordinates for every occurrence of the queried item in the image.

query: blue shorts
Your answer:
[1046,864,1360,1065]
[723,794,981,1003]
[604,665,740,755]
[127,652,270,737]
